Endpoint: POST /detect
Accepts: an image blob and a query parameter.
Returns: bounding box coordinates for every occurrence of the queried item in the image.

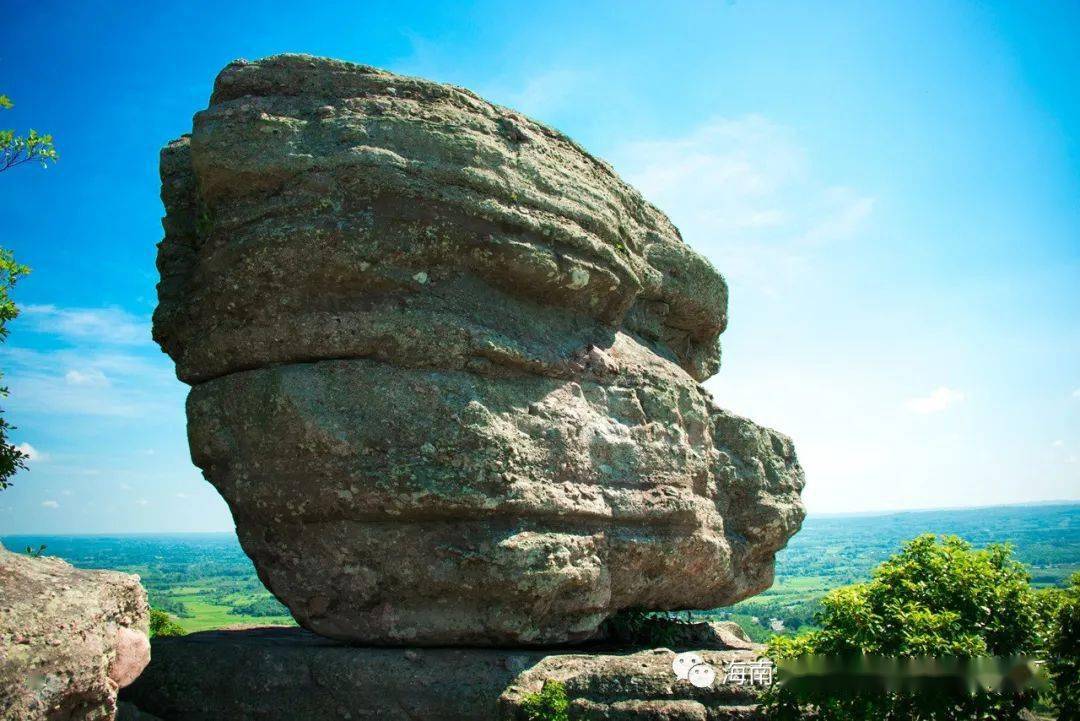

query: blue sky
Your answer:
[1,0,1077,533]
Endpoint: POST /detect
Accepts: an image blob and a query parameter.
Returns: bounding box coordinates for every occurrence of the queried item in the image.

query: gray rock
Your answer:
[501,647,766,720]
[155,53,805,645]
[124,628,549,721]
[0,543,151,720]
[121,627,765,720]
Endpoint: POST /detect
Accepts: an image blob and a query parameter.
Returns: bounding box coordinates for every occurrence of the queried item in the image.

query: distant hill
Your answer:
[779,501,1079,585]
[4,502,1078,639]
[712,501,1080,641]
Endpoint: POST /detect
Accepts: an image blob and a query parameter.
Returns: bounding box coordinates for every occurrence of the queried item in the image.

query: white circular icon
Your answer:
[687,662,717,688]
[672,652,703,680]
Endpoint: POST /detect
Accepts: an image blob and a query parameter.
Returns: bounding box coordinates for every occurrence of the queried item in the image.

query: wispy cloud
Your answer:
[496,68,592,120]
[20,305,149,346]
[611,115,875,292]
[65,368,110,387]
[41,500,59,509]
[904,387,965,414]
[1,345,179,418]
[15,442,45,462]
[1073,388,1080,400]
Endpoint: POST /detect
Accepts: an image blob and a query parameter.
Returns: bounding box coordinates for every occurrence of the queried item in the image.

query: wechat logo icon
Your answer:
[671,651,717,688]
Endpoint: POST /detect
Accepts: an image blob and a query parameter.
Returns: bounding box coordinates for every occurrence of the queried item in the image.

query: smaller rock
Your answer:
[0,543,150,721]
[499,647,765,720]
[110,627,154,687]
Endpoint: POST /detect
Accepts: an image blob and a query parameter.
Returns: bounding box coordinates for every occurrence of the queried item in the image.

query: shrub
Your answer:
[520,679,569,721]
[763,534,1041,720]
[1046,573,1080,721]
[149,608,185,638]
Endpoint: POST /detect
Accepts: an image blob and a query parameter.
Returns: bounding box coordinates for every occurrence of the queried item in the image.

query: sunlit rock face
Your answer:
[0,544,151,720]
[154,54,805,645]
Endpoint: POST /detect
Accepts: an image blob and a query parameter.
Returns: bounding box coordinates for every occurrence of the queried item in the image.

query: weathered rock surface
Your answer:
[0,543,151,720]
[122,628,764,721]
[501,647,765,720]
[155,53,805,645]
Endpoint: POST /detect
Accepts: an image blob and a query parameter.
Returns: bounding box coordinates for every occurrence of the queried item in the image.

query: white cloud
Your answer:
[0,346,180,418]
[1073,388,1080,400]
[20,305,149,346]
[801,187,876,246]
[41,500,59,509]
[175,492,189,499]
[65,368,110,387]
[904,387,966,414]
[15,442,45,462]
[611,115,875,292]
[135,498,150,506]
[497,69,591,120]
[1052,439,1065,448]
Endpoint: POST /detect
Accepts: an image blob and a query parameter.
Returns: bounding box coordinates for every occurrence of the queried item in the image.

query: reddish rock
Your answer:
[0,543,150,720]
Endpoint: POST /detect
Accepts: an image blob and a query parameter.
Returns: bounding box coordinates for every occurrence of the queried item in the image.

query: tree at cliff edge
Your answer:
[0,93,57,489]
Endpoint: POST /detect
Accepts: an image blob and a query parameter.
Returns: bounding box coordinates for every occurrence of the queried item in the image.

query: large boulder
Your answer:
[154,53,805,645]
[0,543,151,720]
[122,627,766,720]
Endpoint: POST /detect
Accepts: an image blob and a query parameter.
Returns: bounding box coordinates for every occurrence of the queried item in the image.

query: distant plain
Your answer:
[5,502,1077,640]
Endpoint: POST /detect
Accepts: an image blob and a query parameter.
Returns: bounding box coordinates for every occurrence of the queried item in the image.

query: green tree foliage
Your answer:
[0,95,58,172]
[227,596,290,617]
[149,608,186,638]
[519,680,570,721]
[0,94,55,490]
[0,248,29,489]
[763,535,1041,720]
[1045,573,1080,721]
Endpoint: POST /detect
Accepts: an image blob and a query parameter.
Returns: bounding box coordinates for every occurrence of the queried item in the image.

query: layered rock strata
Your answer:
[154,53,805,645]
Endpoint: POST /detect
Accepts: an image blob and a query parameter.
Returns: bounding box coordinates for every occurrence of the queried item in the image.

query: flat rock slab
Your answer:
[122,628,765,720]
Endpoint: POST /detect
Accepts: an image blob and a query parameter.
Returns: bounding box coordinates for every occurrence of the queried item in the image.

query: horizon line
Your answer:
[3,498,1077,537]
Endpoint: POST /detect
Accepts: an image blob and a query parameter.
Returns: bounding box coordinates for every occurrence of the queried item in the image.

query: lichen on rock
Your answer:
[154,53,805,645]
[0,544,151,720]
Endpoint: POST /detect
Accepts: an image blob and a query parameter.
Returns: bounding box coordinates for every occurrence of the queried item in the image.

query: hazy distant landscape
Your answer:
[5,502,1078,640]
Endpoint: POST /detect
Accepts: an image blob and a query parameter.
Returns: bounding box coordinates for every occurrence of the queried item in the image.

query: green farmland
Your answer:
[5,502,1078,640]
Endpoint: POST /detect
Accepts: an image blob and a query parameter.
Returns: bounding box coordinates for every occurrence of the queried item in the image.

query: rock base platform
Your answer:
[121,627,766,720]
